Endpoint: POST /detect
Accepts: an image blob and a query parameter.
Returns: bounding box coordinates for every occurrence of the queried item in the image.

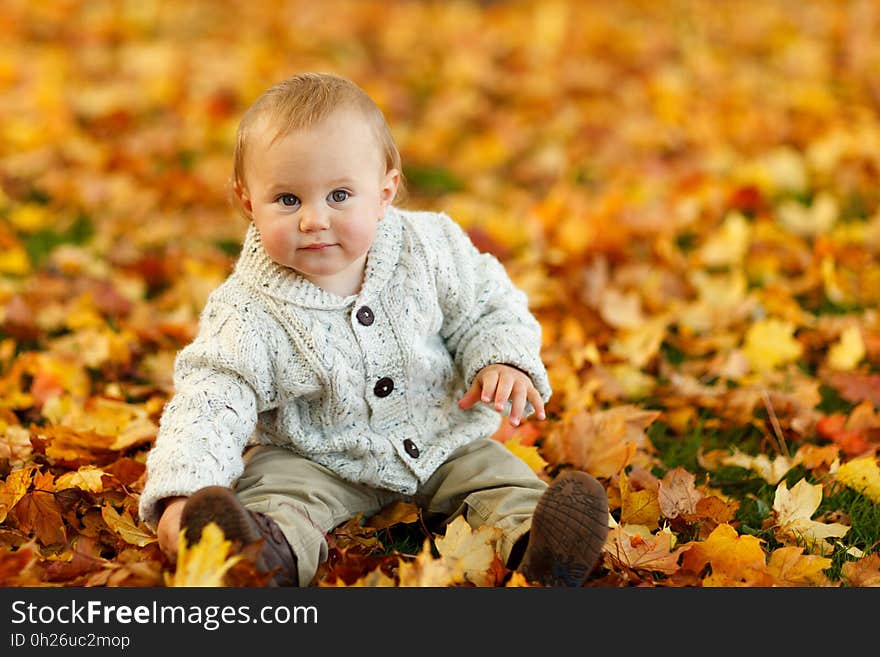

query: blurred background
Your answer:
[2,0,880,589]
[1,0,879,416]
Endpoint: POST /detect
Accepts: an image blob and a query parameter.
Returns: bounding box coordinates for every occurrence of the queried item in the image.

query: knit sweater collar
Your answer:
[234,207,402,309]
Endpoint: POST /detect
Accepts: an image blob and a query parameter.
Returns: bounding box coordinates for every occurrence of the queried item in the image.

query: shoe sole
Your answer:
[520,470,609,586]
[181,486,263,551]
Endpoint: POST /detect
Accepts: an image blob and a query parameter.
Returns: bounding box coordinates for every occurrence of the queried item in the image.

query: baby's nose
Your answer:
[299,206,330,231]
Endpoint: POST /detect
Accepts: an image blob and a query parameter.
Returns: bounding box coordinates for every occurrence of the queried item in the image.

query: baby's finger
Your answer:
[509,384,528,426]
[479,369,500,404]
[494,374,514,412]
[528,386,546,420]
[458,379,482,409]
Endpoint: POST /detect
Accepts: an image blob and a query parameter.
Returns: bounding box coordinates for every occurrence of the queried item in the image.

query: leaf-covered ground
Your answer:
[1,0,880,588]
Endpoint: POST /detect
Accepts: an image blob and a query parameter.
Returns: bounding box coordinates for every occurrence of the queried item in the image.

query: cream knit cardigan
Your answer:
[138,207,551,528]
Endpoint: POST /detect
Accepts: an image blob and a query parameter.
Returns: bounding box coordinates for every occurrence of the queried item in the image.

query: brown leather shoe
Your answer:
[180,486,298,586]
[519,470,609,587]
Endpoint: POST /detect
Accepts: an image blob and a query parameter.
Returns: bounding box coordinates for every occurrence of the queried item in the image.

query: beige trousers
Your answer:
[234,438,548,586]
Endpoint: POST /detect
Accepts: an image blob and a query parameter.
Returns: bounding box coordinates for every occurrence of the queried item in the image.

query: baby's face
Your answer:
[238,110,399,297]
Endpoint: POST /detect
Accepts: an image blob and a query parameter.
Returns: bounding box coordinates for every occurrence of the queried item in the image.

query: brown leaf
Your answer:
[543,405,659,478]
[658,467,703,519]
[13,491,67,547]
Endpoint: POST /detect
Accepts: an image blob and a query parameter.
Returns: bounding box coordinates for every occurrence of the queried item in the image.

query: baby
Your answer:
[138,72,608,587]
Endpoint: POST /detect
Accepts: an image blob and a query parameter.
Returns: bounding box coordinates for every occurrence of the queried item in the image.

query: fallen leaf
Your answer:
[772,478,850,554]
[166,522,242,587]
[101,504,157,547]
[833,457,880,503]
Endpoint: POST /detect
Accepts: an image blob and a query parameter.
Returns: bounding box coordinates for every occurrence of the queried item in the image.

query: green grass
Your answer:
[23,214,94,266]
[649,416,880,585]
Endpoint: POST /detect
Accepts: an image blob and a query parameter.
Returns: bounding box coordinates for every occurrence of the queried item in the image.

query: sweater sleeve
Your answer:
[138,293,274,529]
[433,213,552,407]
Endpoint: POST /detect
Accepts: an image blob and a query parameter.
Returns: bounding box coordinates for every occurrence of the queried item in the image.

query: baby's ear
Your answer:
[379,168,401,214]
[233,180,254,218]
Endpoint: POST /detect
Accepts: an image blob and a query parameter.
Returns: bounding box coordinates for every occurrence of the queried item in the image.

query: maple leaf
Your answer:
[657,466,703,519]
[0,466,34,523]
[543,405,659,478]
[101,504,157,547]
[680,523,770,586]
[840,553,880,587]
[604,525,685,576]
[503,436,548,473]
[766,546,833,586]
[166,522,242,587]
[12,490,66,547]
[772,479,850,554]
[433,516,506,587]
[55,465,106,493]
[619,469,660,529]
[833,456,880,503]
[395,540,462,587]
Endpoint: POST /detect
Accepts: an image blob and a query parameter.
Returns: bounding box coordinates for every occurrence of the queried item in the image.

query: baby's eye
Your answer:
[329,189,350,203]
[277,194,300,207]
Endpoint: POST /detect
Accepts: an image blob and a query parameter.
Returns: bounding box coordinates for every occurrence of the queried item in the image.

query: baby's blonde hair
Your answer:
[232,72,404,213]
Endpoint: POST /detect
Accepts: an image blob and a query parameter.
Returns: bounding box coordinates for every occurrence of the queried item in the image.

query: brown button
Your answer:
[356,306,374,326]
[403,438,420,458]
[374,377,394,397]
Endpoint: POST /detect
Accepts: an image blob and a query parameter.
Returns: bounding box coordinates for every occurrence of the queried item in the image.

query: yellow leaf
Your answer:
[433,516,504,587]
[773,479,849,553]
[56,465,106,493]
[619,470,660,529]
[766,546,833,586]
[503,436,548,474]
[680,523,769,586]
[0,466,34,524]
[826,325,865,371]
[834,457,880,503]
[166,522,242,587]
[101,505,157,547]
[742,318,803,372]
[396,540,461,587]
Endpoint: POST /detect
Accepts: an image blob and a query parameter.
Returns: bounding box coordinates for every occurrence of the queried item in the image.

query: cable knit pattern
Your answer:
[138,207,551,529]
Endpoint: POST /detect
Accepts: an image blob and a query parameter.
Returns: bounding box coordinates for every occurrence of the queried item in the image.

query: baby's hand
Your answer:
[458,363,546,427]
[156,496,188,561]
